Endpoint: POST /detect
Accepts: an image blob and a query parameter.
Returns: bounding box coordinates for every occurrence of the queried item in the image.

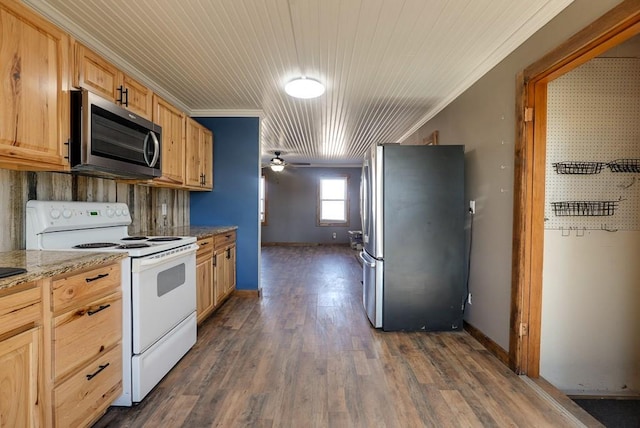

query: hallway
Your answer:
[95,246,600,427]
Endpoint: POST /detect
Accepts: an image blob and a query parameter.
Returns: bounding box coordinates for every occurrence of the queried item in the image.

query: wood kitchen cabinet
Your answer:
[74,43,153,120]
[0,0,70,172]
[153,95,185,187]
[213,231,236,307]
[0,283,42,428]
[42,261,123,428]
[185,118,214,190]
[196,236,215,324]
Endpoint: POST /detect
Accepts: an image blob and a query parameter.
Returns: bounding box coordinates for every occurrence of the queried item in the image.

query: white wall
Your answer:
[541,231,640,395]
[540,56,640,395]
[400,0,623,350]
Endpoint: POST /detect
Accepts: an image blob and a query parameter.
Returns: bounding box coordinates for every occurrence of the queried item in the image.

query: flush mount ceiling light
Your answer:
[285,77,325,99]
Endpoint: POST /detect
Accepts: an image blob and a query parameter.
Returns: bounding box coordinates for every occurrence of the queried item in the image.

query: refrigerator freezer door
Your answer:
[360,250,383,328]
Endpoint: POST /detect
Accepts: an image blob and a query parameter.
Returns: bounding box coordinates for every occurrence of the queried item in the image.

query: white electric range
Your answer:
[26,200,198,406]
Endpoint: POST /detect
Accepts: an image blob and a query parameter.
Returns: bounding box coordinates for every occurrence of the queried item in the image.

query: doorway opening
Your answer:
[510,1,640,379]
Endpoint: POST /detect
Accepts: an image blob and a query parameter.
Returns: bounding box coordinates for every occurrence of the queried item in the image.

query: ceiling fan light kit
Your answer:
[269,151,286,171]
[285,77,325,99]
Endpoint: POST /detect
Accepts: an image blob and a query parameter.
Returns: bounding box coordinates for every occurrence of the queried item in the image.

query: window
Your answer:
[260,175,267,225]
[318,176,349,226]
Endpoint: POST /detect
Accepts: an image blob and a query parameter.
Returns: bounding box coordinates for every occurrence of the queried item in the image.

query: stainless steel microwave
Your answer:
[70,90,162,179]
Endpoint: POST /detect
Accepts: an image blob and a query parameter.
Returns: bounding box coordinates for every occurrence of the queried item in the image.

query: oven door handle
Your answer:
[133,245,198,270]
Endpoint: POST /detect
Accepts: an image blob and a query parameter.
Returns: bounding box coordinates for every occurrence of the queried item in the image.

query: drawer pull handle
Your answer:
[201,241,209,245]
[87,304,111,316]
[86,363,109,381]
[86,273,109,283]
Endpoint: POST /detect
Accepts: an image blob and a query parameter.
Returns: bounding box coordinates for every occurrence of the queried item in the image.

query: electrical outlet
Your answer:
[161,203,167,216]
[467,293,472,305]
[469,200,476,214]
[332,232,337,239]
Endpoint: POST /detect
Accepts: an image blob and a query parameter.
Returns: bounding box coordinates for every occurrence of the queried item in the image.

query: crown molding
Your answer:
[190,109,264,118]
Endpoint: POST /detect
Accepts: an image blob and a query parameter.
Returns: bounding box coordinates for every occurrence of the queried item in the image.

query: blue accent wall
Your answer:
[190,117,260,290]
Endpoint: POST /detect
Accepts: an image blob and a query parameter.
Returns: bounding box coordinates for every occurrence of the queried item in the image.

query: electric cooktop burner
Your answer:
[147,237,182,242]
[121,236,148,241]
[118,243,151,249]
[73,242,118,249]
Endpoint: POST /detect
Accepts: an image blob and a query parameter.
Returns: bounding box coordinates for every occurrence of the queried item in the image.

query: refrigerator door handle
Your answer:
[360,160,369,243]
[359,251,375,267]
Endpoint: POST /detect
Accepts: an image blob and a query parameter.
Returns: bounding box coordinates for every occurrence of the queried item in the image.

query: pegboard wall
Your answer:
[545,58,640,231]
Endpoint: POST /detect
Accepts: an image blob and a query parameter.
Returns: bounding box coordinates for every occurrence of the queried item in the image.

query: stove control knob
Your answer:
[115,208,123,216]
[122,208,129,217]
[62,209,72,219]
[106,208,115,218]
[50,209,61,219]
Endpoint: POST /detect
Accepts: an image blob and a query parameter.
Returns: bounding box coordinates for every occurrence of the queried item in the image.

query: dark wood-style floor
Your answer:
[94,246,600,427]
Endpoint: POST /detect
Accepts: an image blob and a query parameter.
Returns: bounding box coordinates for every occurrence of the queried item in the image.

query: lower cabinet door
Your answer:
[0,327,40,428]
[196,255,213,323]
[53,343,122,428]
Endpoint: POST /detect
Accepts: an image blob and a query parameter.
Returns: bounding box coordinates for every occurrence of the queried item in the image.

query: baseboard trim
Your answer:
[261,242,350,247]
[568,393,640,400]
[233,289,261,298]
[463,321,509,366]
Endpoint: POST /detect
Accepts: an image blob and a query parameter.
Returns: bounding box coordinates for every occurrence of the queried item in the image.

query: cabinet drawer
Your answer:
[53,292,122,380]
[0,284,41,337]
[51,263,120,312]
[53,343,122,428]
[214,231,236,250]
[197,237,214,257]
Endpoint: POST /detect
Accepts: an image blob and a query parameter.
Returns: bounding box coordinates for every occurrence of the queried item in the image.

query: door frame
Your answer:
[510,0,640,377]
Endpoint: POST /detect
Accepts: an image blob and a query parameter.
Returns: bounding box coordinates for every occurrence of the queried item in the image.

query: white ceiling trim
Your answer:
[22,0,191,114]
[395,0,575,144]
[190,109,265,118]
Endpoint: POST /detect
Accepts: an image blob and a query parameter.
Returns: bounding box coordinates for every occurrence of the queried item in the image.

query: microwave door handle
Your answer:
[143,131,160,168]
[149,131,160,167]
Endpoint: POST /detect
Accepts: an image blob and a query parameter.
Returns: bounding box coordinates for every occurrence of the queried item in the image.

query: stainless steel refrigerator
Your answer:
[359,144,465,331]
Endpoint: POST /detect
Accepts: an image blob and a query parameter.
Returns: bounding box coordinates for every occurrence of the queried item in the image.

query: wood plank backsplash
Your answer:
[0,170,190,252]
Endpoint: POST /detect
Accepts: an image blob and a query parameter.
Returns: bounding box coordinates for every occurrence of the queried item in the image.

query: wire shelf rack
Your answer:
[607,159,640,173]
[552,161,606,174]
[551,200,619,217]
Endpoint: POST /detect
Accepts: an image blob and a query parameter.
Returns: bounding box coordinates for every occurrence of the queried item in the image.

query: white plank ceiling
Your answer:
[25,0,573,165]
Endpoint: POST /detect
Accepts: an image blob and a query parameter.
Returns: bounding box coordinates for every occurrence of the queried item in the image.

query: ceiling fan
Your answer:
[264,151,310,171]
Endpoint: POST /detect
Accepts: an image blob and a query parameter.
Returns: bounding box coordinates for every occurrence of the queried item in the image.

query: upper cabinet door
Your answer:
[73,43,119,102]
[185,118,203,188]
[122,75,153,120]
[201,128,213,189]
[185,118,213,190]
[74,43,153,120]
[0,1,70,171]
[153,95,184,186]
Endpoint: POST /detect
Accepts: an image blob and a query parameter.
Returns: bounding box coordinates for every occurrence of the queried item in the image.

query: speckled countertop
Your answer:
[141,225,237,240]
[0,251,127,292]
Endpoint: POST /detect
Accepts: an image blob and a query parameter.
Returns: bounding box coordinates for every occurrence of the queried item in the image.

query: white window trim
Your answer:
[317,176,350,227]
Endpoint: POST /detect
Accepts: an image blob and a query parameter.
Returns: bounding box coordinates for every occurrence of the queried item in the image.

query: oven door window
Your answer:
[157,263,185,297]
